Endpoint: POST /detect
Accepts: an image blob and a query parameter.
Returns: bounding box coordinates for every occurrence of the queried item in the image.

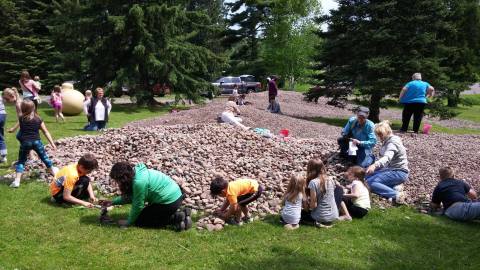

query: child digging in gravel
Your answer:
[210,176,264,225]
[9,100,56,188]
[280,174,307,230]
[50,153,98,207]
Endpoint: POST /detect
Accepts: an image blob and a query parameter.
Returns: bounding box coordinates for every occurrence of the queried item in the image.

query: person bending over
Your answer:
[210,177,263,225]
[431,167,479,222]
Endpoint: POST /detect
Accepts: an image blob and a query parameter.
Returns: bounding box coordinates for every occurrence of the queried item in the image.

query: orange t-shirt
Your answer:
[225,179,259,205]
[50,163,83,196]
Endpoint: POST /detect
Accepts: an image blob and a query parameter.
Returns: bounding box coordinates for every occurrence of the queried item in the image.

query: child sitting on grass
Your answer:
[50,153,98,207]
[280,174,306,230]
[8,100,56,188]
[210,176,263,225]
[339,166,371,219]
[301,158,339,228]
[430,167,479,221]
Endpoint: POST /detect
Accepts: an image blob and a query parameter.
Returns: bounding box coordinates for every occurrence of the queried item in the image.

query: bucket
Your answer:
[279,129,289,137]
[423,123,432,134]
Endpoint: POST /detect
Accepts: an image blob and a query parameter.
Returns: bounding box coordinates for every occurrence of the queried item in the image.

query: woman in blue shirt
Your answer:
[399,73,435,133]
[337,107,377,168]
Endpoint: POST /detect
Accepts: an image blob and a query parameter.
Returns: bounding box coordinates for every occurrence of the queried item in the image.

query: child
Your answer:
[339,166,371,219]
[301,158,339,227]
[232,84,239,100]
[19,70,40,108]
[8,99,56,188]
[210,176,263,225]
[83,90,93,129]
[0,89,7,162]
[33,76,42,90]
[3,87,22,117]
[280,174,306,230]
[50,85,65,122]
[237,94,246,106]
[431,167,479,221]
[50,154,99,207]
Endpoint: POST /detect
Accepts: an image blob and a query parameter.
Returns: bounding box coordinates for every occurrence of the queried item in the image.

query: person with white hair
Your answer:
[399,72,435,133]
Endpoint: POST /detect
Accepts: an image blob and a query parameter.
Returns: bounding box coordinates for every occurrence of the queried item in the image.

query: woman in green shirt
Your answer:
[109,162,191,230]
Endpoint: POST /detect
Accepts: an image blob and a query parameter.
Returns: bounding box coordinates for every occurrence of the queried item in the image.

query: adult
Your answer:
[431,167,480,222]
[399,73,435,133]
[337,106,377,168]
[109,162,192,230]
[267,76,280,113]
[84,87,111,130]
[18,70,40,108]
[366,121,409,204]
[220,96,249,130]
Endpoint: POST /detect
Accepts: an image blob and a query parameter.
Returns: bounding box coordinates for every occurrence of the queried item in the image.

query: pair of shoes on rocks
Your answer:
[314,221,333,228]
[284,224,299,230]
[338,215,352,222]
[175,207,193,231]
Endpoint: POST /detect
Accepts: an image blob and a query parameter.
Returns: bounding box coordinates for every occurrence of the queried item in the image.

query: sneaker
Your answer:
[174,211,186,231]
[284,224,299,230]
[9,181,20,188]
[338,215,352,222]
[242,216,254,224]
[394,191,407,205]
[314,222,333,228]
[226,218,243,226]
[50,197,57,203]
[394,184,404,193]
[51,166,59,176]
[183,207,192,230]
[0,156,7,163]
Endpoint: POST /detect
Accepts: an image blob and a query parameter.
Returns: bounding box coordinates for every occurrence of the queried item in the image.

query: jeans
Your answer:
[401,103,426,133]
[53,176,91,202]
[338,136,375,168]
[0,114,6,157]
[83,121,107,131]
[445,202,480,221]
[16,140,53,173]
[366,169,408,199]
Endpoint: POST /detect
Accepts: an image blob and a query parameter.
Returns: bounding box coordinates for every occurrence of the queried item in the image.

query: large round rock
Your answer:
[61,83,85,115]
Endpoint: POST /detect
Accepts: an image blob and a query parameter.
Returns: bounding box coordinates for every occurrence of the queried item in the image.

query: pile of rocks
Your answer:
[33,123,339,230]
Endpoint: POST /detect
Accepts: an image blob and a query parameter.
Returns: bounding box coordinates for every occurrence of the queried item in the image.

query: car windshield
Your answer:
[240,76,255,82]
[220,77,241,83]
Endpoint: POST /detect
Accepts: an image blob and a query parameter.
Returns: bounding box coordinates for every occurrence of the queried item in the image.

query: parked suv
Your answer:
[239,75,261,93]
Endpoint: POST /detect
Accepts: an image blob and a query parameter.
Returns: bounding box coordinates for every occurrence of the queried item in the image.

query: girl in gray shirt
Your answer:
[281,174,306,230]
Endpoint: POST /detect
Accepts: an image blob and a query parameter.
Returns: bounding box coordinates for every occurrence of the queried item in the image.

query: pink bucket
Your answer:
[423,123,432,134]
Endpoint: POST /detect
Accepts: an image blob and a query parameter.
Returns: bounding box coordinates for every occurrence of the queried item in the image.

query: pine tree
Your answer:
[307,0,480,122]
[50,1,223,104]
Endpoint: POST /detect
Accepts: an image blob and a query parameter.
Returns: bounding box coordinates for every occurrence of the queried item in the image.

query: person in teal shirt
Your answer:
[337,107,377,168]
[109,162,191,230]
[399,73,435,133]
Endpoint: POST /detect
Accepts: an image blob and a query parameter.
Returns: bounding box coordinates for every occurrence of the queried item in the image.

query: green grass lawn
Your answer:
[1,182,480,270]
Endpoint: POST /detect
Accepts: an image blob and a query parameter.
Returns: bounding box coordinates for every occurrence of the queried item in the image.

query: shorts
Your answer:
[237,185,264,206]
[52,102,62,110]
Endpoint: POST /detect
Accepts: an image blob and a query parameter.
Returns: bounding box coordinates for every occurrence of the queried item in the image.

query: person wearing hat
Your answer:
[337,106,377,168]
[399,73,435,133]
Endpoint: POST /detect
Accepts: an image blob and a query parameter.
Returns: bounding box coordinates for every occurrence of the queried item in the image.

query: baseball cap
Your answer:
[357,106,370,117]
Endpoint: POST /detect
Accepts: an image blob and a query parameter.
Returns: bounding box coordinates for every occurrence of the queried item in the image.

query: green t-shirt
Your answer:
[112,163,182,224]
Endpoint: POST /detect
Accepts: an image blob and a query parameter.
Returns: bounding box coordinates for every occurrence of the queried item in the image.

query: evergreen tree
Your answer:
[50,1,223,104]
[307,0,480,122]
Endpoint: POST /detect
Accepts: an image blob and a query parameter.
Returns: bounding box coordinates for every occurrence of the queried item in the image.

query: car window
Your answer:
[241,77,255,82]
[232,77,241,83]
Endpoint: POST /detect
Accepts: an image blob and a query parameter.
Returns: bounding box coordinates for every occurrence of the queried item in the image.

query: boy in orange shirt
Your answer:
[50,154,99,207]
[210,177,264,225]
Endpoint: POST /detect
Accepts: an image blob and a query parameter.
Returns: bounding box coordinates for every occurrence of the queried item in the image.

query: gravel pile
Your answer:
[38,124,340,229]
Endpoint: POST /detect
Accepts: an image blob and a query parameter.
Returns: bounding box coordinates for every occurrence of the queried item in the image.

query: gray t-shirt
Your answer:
[281,193,303,225]
[309,178,339,223]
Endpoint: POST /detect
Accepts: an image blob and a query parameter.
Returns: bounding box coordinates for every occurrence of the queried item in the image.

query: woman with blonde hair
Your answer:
[365,121,409,204]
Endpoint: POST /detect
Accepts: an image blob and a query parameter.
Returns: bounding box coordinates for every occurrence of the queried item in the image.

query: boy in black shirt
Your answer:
[431,167,479,221]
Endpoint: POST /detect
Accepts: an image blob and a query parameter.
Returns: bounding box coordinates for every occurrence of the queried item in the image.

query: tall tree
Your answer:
[50,0,223,104]
[307,0,480,122]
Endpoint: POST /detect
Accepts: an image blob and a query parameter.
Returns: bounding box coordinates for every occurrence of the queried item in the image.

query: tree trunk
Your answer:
[368,92,382,123]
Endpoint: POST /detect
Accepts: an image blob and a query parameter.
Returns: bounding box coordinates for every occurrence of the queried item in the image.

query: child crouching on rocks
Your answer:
[280,174,307,230]
[210,176,263,225]
[9,100,56,188]
[50,153,98,207]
